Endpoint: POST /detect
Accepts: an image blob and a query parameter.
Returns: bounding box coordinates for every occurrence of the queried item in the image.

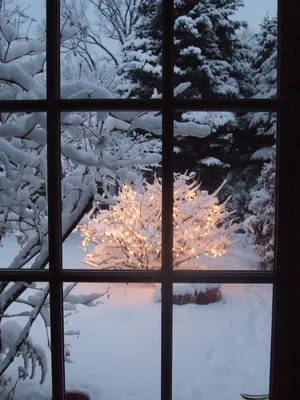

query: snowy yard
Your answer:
[2,233,272,400]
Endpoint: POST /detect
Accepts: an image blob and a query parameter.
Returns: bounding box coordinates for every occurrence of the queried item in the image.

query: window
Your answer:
[0,0,299,399]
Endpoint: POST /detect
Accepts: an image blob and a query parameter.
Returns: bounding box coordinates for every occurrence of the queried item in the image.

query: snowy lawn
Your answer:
[2,232,272,400]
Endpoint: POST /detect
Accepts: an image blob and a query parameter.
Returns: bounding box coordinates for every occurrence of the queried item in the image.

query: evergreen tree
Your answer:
[249,15,277,147]
[221,16,277,216]
[118,0,255,207]
[245,146,276,270]
[245,16,277,269]
[117,0,162,98]
[118,0,252,100]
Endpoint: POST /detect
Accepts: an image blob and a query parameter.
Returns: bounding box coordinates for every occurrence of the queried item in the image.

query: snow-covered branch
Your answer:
[78,173,235,270]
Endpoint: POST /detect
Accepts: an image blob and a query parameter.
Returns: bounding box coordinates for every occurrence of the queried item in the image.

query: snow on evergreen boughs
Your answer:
[118,0,252,100]
[117,0,257,220]
[245,147,276,270]
[244,17,277,269]
[78,173,235,270]
[249,16,277,142]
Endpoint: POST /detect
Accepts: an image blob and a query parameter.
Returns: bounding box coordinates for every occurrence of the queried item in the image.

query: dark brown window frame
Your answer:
[0,0,299,399]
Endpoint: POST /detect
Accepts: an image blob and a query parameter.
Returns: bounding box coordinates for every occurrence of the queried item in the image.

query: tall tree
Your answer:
[118,0,255,217]
[118,0,252,99]
[245,16,277,269]
[223,16,277,216]
[245,146,276,270]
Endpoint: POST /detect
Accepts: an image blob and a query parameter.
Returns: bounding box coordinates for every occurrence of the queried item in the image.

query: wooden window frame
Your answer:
[0,0,299,399]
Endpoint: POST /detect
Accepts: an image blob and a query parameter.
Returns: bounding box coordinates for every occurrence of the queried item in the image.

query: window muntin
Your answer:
[0,0,299,399]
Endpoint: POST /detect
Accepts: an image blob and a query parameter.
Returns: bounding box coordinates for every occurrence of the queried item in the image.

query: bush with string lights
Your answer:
[78,172,236,270]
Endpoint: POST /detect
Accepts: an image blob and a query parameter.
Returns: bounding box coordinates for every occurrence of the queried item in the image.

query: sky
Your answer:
[13,0,277,59]
[237,0,277,28]
[21,0,277,30]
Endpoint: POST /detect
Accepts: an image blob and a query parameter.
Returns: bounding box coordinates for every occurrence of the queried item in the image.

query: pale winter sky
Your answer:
[23,0,277,30]
[19,0,277,58]
[237,0,277,28]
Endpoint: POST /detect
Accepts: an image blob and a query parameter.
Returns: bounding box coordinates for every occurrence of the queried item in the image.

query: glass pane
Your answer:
[63,282,161,398]
[0,281,52,399]
[60,0,162,99]
[0,0,46,101]
[173,0,277,100]
[61,110,162,270]
[0,112,48,269]
[172,283,273,400]
[173,110,277,271]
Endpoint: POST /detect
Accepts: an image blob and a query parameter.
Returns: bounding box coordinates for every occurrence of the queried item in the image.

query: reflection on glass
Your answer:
[0,282,52,399]
[0,112,48,269]
[61,110,162,270]
[173,110,276,271]
[64,282,161,399]
[173,283,273,400]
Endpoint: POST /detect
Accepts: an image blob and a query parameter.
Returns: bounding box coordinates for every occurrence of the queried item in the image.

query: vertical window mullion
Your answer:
[46,0,65,398]
[161,1,174,400]
[270,1,300,399]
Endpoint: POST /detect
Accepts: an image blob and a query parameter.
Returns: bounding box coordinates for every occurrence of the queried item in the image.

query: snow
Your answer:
[182,111,235,132]
[199,157,227,167]
[13,281,272,400]
[251,147,272,161]
[132,115,211,138]
[1,321,22,349]
[1,232,271,399]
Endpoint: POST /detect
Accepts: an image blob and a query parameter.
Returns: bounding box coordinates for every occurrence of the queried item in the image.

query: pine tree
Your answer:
[118,0,252,99]
[249,16,277,145]
[245,16,277,270]
[118,0,255,206]
[245,146,276,270]
[117,0,162,98]
[221,16,277,217]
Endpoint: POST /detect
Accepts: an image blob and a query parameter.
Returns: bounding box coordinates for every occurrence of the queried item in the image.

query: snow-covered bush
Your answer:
[78,172,235,270]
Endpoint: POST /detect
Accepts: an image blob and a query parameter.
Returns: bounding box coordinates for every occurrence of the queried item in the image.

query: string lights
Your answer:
[77,173,235,270]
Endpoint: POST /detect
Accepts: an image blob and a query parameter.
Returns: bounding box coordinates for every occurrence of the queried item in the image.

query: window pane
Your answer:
[60,0,162,99]
[0,0,46,101]
[173,110,277,271]
[61,0,162,98]
[0,112,48,269]
[173,0,278,100]
[0,281,52,399]
[63,282,161,398]
[172,283,273,399]
[61,110,162,270]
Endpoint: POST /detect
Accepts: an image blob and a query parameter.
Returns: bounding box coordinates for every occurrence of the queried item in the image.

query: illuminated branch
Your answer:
[78,173,236,270]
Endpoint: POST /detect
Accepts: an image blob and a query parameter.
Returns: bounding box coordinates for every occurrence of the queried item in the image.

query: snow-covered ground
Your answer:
[1,233,272,400]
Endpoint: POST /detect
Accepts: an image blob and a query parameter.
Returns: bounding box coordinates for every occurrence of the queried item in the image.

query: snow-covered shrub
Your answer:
[78,172,235,270]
